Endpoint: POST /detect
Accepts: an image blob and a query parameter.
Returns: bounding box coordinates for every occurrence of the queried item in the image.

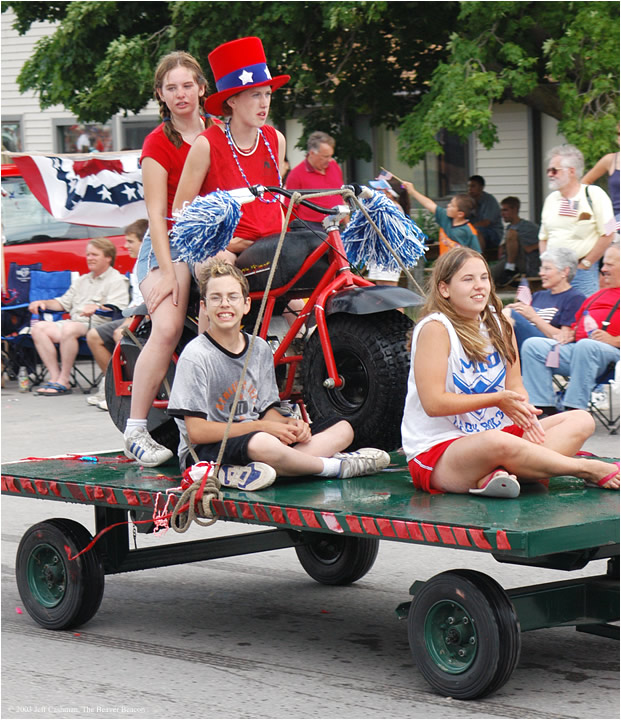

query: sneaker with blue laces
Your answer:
[124,427,174,467]
[218,462,276,491]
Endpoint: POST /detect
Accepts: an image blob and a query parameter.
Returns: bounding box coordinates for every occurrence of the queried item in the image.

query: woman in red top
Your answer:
[125,51,215,467]
[173,37,289,264]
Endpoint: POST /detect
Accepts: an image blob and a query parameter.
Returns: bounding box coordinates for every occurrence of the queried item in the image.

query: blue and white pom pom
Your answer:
[170,190,242,264]
[341,189,428,272]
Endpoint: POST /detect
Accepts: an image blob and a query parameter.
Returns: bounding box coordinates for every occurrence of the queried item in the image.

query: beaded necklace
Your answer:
[224,121,282,203]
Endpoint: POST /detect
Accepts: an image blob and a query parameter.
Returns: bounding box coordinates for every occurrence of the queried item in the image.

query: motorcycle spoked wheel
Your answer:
[301,311,413,451]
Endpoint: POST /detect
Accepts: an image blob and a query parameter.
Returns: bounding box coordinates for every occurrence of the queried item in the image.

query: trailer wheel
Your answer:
[301,312,413,451]
[295,534,379,585]
[16,518,105,630]
[408,569,521,700]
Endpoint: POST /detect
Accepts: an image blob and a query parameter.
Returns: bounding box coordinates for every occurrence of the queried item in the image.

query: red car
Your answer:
[2,163,134,286]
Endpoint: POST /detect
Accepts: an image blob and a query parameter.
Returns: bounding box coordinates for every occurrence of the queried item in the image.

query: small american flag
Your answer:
[559,197,578,217]
[516,279,532,305]
[378,169,393,181]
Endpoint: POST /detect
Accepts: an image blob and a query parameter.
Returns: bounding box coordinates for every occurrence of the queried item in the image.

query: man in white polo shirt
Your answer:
[539,144,615,296]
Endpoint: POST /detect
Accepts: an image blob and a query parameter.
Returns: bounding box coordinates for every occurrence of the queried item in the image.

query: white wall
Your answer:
[473,102,533,220]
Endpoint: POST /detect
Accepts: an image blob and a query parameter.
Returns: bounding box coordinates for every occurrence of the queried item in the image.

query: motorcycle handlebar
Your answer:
[239,184,370,216]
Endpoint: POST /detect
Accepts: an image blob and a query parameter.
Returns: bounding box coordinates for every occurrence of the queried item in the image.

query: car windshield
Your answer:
[1,175,124,245]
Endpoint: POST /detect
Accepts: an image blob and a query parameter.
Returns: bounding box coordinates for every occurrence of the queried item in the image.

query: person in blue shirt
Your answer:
[502,247,586,352]
[468,175,503,252]
[401,180,481,254]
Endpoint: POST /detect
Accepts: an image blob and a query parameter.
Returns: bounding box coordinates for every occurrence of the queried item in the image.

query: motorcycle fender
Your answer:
[325,285,424,315]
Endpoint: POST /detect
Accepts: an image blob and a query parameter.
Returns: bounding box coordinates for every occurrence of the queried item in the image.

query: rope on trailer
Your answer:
[171,192,302,533]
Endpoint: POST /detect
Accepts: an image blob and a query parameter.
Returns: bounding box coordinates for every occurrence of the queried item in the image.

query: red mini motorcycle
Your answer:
[106,185,425,452]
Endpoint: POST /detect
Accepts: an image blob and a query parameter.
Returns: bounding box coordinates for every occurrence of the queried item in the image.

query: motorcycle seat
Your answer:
[236,224,330,294]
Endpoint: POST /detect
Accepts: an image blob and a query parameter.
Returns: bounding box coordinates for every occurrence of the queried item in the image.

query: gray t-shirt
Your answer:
[168,332,280,467]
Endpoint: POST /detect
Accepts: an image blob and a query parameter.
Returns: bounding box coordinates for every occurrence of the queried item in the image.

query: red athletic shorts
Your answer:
[407,424,525,494]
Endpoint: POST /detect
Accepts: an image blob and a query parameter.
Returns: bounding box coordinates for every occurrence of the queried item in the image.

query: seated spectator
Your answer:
[468,175,504,251]
[502,247,585,351]
[401,180,480,254]
[366,176,411,286]
[521,241,620,415]
[86,219,148,410]
[29,238,129,396]
[494,196,540,287]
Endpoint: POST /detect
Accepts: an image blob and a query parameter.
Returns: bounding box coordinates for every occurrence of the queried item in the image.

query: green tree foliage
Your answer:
[2,0,459,160]
[398,1,620,167]
[3,1,619,166]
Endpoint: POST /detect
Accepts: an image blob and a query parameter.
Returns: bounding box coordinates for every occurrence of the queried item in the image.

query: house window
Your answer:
[57,123,113,153]
[2,119,22,152]
[426,130,468,199]
[121,118,158,150]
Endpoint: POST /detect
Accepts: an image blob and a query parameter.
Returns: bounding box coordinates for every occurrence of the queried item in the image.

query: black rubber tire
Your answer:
[15,518,105,630]
[301,311,413,451]
[105,318,192,453]
[408,569,521,700]
[295,534,379,585]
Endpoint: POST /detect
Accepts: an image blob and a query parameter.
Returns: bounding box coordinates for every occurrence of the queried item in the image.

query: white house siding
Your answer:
[1,9,75,152]
[472,102,535,222]
[1,8,158,154]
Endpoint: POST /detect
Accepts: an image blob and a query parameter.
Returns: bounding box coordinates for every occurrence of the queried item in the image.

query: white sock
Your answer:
[124,419,148,437]
[317,457,342,477]
[505,262,516,271]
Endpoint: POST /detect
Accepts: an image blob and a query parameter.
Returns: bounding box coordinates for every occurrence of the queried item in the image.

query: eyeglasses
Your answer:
[546,166,567,175]
[206,293,244,306]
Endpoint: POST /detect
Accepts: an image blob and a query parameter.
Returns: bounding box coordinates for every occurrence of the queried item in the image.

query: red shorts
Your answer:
[408,424,525,494]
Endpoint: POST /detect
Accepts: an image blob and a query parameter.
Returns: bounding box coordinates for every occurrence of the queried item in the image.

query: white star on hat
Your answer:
[239,69,254,85]
[264,68,272,80]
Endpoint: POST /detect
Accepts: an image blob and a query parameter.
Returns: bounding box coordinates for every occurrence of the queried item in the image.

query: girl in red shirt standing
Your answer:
[173,37,289,263]
[125,51,214,467]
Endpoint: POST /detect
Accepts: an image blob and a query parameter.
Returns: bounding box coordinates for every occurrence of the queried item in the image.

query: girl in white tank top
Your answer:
[401,248,619,495]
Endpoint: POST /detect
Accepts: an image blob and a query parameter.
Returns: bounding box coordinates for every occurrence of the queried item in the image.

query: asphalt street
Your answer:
[1,369,619,720]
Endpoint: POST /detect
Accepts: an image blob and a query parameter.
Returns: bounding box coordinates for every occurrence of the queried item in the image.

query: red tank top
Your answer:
[200,124,283,241]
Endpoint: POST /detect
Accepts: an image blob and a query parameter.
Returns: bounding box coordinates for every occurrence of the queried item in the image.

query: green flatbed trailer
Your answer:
[2,451,619,700]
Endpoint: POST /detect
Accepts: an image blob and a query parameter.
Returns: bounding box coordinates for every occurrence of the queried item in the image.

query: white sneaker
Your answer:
[218,462,276,491]
[97,398,108,411]
[124,427,173,467]
[86,378,105,406]
[337,453,388,479]
[334,447,390,468]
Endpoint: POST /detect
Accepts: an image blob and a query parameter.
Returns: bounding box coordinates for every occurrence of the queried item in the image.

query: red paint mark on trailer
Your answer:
[239,502,255,520]
[361,516,379,535]
[345,515,363,534]
[66,483,87,503]
[406,522,424,541]
[452,527,472,546]
[469,528,493,550]
[122,489,140,506]
[392,520,410,539]
[34,480,49,495]
[286,508,303,526]
[269,506,286,524]
[223,500,238,518]
[253,504,270,522]
[300,509,322,528]
[376,518,396,537]
[495,530,511,550]
[436,525,457,545]
[321,512,344,533]
[138,491,153,507]
[421,523,439,542]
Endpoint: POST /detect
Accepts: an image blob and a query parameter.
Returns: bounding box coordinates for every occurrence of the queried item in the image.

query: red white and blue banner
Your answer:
[9,152,146,227]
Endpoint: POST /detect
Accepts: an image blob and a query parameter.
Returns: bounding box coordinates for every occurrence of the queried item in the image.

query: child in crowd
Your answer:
[86,219,148,410]
[401,181,481,254]
[167,261,390,491]
[401,247,619,496]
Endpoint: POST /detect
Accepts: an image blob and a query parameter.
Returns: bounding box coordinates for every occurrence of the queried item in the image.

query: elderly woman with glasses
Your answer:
[502,247,586,352]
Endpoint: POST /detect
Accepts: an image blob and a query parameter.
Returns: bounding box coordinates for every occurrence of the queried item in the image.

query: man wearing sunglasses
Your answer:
[539,144,615,296]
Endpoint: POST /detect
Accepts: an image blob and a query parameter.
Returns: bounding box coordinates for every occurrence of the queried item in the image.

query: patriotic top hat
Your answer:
[205,37,290,116]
